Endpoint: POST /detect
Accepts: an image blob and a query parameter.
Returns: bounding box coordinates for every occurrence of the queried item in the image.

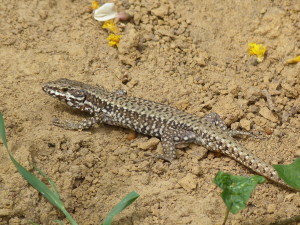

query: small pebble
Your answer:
[178,173,198,191]
[137,137,160,150]
[239,119,251,131]
[151,5,169,18]
[191,166,203,176]
[294,149,300,157]
[127,131,137,140]
[259,107,278,122]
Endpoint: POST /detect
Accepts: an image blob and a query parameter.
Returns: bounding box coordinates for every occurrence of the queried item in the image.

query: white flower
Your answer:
[93,3,118,21]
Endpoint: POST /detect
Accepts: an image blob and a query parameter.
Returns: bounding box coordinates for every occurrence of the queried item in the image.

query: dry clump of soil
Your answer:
[0,0,299,224]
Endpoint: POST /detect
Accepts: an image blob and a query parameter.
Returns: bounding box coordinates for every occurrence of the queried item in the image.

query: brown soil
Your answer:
[0,0,299,224]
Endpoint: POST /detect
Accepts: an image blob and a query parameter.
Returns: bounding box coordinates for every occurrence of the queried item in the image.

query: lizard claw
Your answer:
[52,118,77,130]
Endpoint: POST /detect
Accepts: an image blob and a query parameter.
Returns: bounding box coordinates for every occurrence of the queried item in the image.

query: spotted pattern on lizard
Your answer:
[42,78,295,190]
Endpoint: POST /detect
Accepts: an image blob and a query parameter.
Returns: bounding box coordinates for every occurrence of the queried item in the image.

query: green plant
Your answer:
[214,157,300,225]
[214,171,265,225]
[273,158,300,191]
[0,113,139,225]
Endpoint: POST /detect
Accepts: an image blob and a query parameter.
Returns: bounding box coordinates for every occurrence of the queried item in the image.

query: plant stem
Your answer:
[61,207,78,225]
[222,208,230,225]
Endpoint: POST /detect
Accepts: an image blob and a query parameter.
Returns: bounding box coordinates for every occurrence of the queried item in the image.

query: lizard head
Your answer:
[42,78,88,110]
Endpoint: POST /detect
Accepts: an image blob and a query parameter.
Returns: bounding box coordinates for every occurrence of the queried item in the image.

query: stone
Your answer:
[239,118,251,131]
[259,107,278,122]
[151,5,169,18]
[178,173,198,191]
[137,137,160,150]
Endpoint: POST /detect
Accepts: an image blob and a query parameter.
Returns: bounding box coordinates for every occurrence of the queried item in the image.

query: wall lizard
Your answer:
[42,78,295,190]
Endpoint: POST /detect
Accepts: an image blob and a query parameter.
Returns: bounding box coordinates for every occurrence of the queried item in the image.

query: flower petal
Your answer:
[102,20,119,34]
[107,34,121,47]
[248,43,266,63]
[91,0,100,10]
[93,3,118,21]
[285,55,300,64]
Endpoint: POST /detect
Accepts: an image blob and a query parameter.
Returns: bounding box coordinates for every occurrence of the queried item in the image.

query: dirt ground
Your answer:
[0,0,299,224]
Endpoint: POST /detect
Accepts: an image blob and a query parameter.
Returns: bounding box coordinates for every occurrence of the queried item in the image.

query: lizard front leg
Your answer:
[52,113,104,130]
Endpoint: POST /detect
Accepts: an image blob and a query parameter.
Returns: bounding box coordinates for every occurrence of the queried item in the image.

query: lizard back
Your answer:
[43,78,296,191]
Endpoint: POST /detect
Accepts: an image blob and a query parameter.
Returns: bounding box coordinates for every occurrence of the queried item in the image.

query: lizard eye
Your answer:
[62,88,68,92]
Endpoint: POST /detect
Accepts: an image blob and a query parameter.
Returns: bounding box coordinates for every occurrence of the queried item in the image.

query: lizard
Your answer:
[42,78,295,190]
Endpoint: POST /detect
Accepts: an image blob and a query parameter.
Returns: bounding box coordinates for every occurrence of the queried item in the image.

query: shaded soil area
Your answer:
[0,0,299,224]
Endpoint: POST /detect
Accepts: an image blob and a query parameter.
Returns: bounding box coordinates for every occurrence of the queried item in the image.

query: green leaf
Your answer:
[1,113,140,225]
[102,191,140,225]
[33,164,61,199]
[273,158,300,191]
[0,113,78,225]
[53,219,65,225]
[214,171,265,214]
[8,152,67,210]
[0,113,8,149]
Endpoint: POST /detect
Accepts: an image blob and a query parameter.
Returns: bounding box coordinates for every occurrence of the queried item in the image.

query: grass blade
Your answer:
[1,113,139,225]
[33,164,60,199]
[0,113,78,225]
[102,191,139,225]
[9,152,65,207]
[53,219,65,225]
[0,113,8,149]
[8,155,77,224]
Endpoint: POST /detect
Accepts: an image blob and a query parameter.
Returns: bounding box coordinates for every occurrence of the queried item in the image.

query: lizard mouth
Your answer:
[42,85,63,99]
[42,84,87,110]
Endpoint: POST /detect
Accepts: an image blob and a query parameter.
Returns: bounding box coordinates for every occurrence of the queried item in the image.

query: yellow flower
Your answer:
[248,43,267,62]
[91,0,100,10]
[107,34,121,47]
[102,20,119,34]
[285,55,300,64]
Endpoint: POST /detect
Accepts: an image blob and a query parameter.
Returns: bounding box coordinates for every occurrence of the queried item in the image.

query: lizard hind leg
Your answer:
[158,128,196,162]
[201,112,228,131]
[201,112,258,138]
